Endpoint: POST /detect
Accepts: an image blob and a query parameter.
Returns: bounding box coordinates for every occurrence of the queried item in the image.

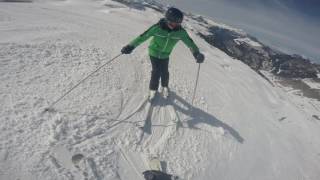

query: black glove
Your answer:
[121,45,135,54]
[193,51,205,63]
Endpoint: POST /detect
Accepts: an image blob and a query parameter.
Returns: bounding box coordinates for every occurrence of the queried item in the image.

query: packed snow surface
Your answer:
[1,0,320,180]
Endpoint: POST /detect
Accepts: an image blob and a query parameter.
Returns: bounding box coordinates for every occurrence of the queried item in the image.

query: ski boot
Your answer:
[149,90,156,101]
[160,87,169,99]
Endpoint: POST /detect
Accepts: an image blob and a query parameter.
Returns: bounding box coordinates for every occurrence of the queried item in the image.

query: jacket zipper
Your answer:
[159,33,171,59]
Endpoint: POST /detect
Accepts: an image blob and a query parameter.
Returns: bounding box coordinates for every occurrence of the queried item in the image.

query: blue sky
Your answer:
[164,0,320,62]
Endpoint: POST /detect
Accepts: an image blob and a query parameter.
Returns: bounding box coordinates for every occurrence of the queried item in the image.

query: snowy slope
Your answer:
[1,0,320,180]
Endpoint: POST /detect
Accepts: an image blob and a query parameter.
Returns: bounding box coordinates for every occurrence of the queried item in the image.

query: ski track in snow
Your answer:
[1,1,320,180]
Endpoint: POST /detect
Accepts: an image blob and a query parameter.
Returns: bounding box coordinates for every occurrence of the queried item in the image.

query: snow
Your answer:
[1,0,320,180]
[234,37,262,47]
[303,78,320,89]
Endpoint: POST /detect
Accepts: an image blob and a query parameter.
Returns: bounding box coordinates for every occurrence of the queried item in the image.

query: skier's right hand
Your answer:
[121,45,135,54]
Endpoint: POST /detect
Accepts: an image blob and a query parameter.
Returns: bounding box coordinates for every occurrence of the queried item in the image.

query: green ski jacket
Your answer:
[129,18,199,59]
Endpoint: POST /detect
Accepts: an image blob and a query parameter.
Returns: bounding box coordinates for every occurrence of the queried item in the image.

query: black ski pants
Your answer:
[149,56,169,91]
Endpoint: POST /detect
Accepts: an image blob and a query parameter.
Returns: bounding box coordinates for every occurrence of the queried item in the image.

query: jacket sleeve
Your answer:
[129,24,158,47]
[181,29,199,53]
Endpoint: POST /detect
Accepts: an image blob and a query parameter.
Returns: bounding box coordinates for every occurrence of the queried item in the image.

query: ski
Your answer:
[121,97,150,121]
[165,94,182,130]
[137,94,157,144]
[137,98,155,131]
[142,170,179,180]
[143,156,180,180]
[148,156,162,171]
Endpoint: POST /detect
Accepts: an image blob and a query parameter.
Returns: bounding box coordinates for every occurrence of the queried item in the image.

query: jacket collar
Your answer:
[158,18,182,32]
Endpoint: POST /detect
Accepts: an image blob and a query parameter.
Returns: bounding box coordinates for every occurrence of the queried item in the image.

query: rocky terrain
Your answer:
[198,26,319,79]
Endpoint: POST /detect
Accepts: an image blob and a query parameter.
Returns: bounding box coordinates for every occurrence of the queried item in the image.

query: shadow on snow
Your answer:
[54,91,244,144]
[141,91,244,144]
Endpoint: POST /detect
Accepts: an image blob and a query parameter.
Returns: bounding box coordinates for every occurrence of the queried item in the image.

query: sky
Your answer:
[164,0,320,62]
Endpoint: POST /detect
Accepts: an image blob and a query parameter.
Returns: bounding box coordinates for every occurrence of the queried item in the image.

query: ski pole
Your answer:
[191,63,201,105]
[44,53,123,112]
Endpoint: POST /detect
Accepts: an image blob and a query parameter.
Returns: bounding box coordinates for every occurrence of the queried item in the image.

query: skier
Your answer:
[121,7,205,100]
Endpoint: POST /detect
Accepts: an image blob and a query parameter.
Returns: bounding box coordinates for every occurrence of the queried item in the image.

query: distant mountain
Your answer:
[198,25,319,79]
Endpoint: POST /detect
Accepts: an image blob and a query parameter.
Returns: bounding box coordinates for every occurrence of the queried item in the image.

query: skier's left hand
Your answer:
[193,51,205,63]
[121,45,135,54]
